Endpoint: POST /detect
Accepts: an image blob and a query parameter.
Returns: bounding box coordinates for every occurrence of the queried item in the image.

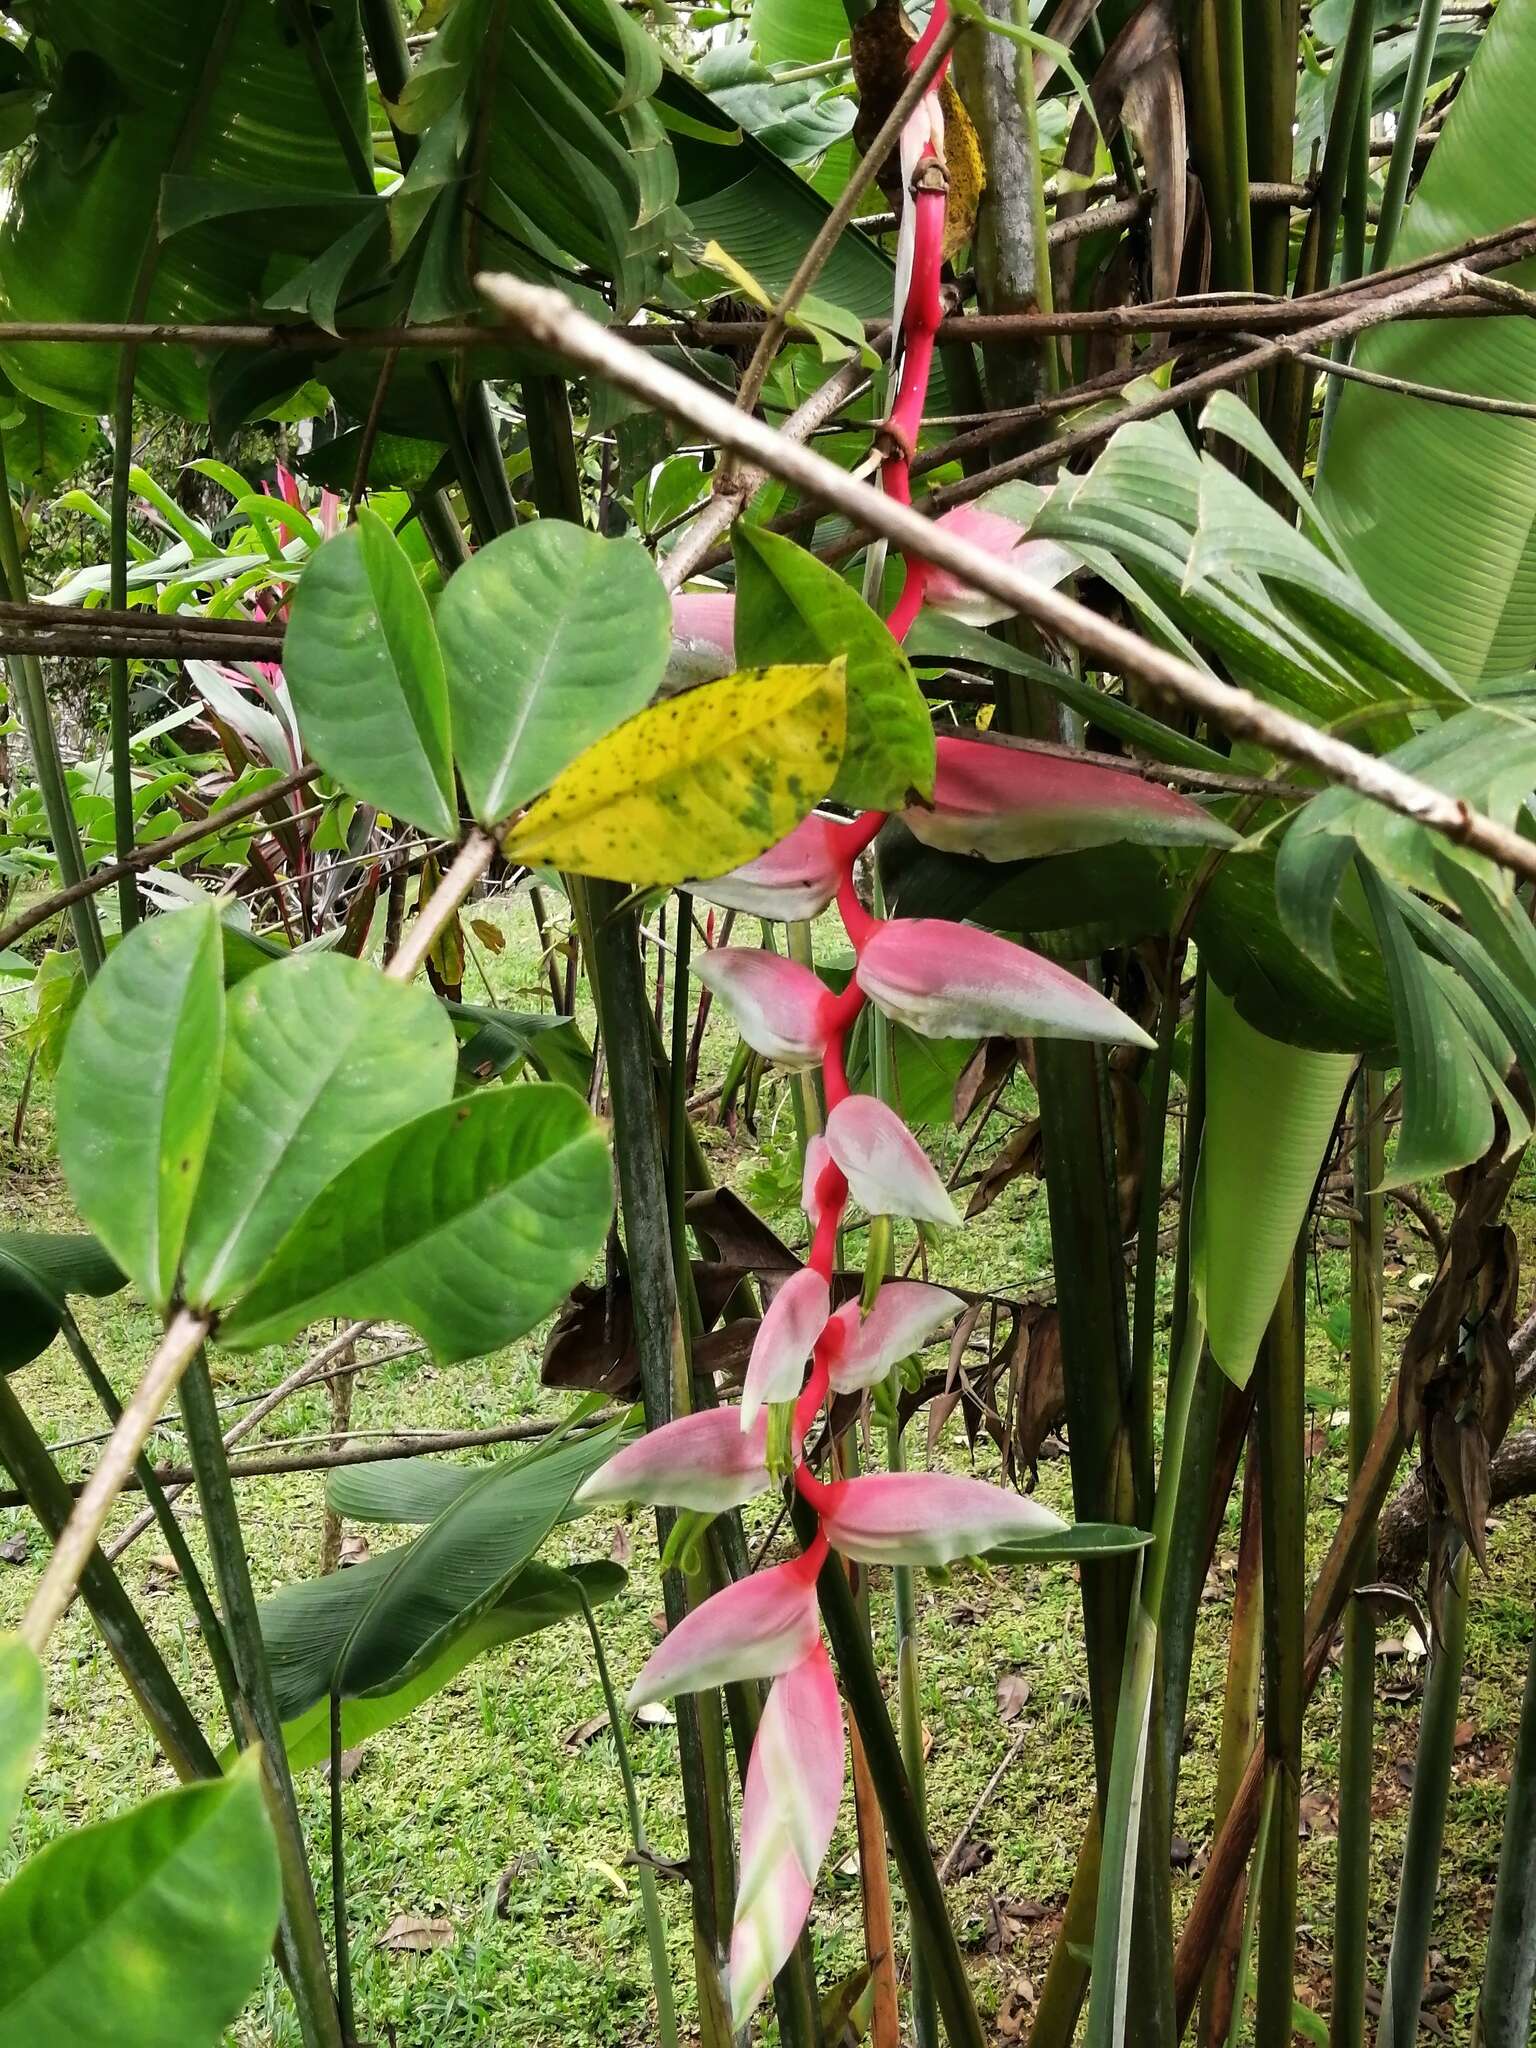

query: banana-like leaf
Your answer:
[0,2,369,417]
[0,1748,279,2047]
[276,1561,626,1772]
[1316,0,1536,685]
[0,1234,124,1374]
[1193,983,1355,1387]
[256,1426,625,1724]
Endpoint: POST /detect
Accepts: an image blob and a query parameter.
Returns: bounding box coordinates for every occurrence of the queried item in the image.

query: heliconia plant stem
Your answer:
[1379,1543,1473,2048]
[1475,1613,1536,2046]
[1330,1068,1384,2048]
[1200,1447,1264,2047]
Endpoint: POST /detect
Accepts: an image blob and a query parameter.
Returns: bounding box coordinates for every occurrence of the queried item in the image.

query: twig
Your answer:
[938,1728,1029,1883]
[478,268,1536,894]
[1243,337,1536,421]
[0,764,322,955]
[19,1308,210,1649]
[385,826,496,984]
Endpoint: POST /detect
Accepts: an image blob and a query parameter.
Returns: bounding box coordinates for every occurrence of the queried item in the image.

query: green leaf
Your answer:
[0,4,369,418]
[0,1234,124,1375]
[733,526,935,809]
[180,954,457,1309]
[0,1636,44,1840]
[1358,862,1495,1187]
[0,1748,279,2047]
[220,1085,613,1363]
[446,1004,594,1096]
[256,1428,627,1724]
[276,1561,626,1772]
[55,907,225,1313]
[1316,0,1536,685]
[437,523,672,826]
[1193,982,1355,1387]
[283,510,456,839]
[501,662,846,884]
[989,1522,1153,1563]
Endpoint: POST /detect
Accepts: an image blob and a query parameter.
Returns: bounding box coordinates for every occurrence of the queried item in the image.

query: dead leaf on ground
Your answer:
[0,1533,26,1565]
[377,1914,454,1953]
[608,1523,633,1569]
[339,1534,369,1568]
[563,1711,610,1751]
[324,1745,365,1784]
[996,1672,1031,1723]
[144,1552,181,1591]
[1298,1790,1337,1840]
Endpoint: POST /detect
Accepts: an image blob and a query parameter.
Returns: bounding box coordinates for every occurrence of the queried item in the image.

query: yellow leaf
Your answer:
[501,662,847,885]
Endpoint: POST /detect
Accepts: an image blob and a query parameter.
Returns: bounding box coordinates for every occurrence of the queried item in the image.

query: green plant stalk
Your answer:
[57,1305,240,1729]
[0,432,105,972]
[1026,1812,1100,2048]
[791,1490,986,2048]
[1475,1610,1536,2046]
[523,375,586,525]
[668,892,701,1352]
[584,881,738,2043]
[1084,1578,1158,2048]
[1254,1260,1305,2048]
[1371,0,1444,274]
[786,921,826,1137]
[1200,1445,1263,2046]
[0,1373,216,1780]
[1131,958,1183,1529]
[1224,1765,1279,2048]
[1177,0,1253,293]
[577,1581,681,2048]
[1379,1543,1472,2048]
[178,1353,344,2048]
[1317,45,1374,464]
[329,1693,357,2045]
[1241,0,1299,299]
[1330,1069,1383,2048]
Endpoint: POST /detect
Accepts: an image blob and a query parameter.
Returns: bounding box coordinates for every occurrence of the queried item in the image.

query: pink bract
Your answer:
[574,1408,769,1516]
[856,916,1155,1048]
[904,733,1236,860]
[731,1642,844,2027]
[694,809,846,922]
[693,948,839,1070]
[741,1267,832,1428]
[921,504,1078,626]
[825,1281,964,1394]
[820,1470,1065,1566]
[825,1094,960,1228]
[667,589,737,690]
[626,1554,822,1708]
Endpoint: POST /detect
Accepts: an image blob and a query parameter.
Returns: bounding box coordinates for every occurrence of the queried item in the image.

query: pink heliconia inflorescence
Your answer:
[920,502,1078,626]
[577,10,1159,2020]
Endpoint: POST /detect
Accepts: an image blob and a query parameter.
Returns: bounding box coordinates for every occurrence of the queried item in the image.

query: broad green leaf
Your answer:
[282,510,456,839]
[0,1748,279,2047]
[0,1234,124,1374]
[501,661,846,884]
[180,954,456,1309]
[1358,863,1495,1187]
[277,1561,626,1772]
[220,1085,613,1362]
[326,1398,628,1523]
[55,908,225,1313]
[437,523,672,826]
[1317,0,1536,685]
[1193,983,1355,1386]
[0,1635,43,1839]
[446,1004,594,1096]
[989,1523,1152,1563]
[256,1428,626,1724]
[733,526,935,809]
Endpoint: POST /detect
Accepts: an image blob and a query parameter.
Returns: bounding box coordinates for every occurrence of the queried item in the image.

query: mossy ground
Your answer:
[0,895,1530,2045]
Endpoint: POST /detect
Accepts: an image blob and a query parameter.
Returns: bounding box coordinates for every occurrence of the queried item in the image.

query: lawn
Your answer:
[1,889,1530,2045]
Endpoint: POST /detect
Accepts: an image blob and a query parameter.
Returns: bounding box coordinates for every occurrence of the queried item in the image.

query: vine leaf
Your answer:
[220,1085,613,1363]
[55,906,225,1314]
[501,660,847,883]
[734,525,935,810]
[283,510,457,840]
[437,522,672,826]
[180,953,457,1309]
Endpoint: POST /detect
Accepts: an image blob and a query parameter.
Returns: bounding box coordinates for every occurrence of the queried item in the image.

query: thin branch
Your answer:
[20,1308,210,1650]
[384,827,497,984]
[1245,337,1536,421]
[478,267,1536,894]
[0,764,322,956]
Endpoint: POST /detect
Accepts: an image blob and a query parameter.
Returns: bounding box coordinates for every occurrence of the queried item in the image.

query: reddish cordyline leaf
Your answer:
[857,917,1156,1048]
[821,1470,1065,1566]
[731,1642,844,2028]
[574,1408,769,1516]
[741,1267,832,1428]
[667,589,737,689]
[825,1281,964,1394]
[626,1553,822,1708]
[921,504,1078,627]
[694,810,846,922]
[905,733,1237,860]
[693,948,839,1070]
[825,1094,960,1228]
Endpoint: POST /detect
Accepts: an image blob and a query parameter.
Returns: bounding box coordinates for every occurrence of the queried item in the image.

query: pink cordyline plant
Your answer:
[580,13,1217,2021]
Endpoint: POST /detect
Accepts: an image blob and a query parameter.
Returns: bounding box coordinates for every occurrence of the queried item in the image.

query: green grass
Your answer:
[1,892,1532,2045]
